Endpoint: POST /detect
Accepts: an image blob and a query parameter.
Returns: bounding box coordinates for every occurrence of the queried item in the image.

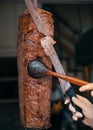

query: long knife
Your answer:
[24,0,84,119]
[24,0,69,94]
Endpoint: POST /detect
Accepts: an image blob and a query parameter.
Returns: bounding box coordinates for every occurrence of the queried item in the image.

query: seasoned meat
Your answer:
[17,9,54,129]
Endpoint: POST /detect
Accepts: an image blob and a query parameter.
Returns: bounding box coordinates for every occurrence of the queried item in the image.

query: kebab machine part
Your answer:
[27,60,89,87]
[17,8,54,129]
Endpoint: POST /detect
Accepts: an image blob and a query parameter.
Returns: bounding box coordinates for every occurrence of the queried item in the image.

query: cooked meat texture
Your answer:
[17,9,54,129]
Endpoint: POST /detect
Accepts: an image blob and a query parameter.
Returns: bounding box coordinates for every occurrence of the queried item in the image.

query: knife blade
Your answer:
[24,0,70,94]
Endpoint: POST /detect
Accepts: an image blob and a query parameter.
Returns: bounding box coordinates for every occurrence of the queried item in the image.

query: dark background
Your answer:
[0,1,93,130]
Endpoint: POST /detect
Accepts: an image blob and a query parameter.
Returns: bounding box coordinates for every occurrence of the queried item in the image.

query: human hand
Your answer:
[68,94,93,128]
[79,83,93,96]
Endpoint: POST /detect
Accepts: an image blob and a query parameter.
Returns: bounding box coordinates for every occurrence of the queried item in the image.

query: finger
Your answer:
[64,97,70,104]
[75,111,83,118]
[79,83,93,92]
[76,94,91,105]
[91,91,93,96]
[72,115,78,121]
[72,96,85,110]
[69,103,76,113]
[72,111,83,121]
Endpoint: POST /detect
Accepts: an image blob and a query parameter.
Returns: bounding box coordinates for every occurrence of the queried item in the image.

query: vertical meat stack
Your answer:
[17,9,54,129]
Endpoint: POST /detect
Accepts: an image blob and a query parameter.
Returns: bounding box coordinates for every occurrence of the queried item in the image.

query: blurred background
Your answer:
[0,0,93,130]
